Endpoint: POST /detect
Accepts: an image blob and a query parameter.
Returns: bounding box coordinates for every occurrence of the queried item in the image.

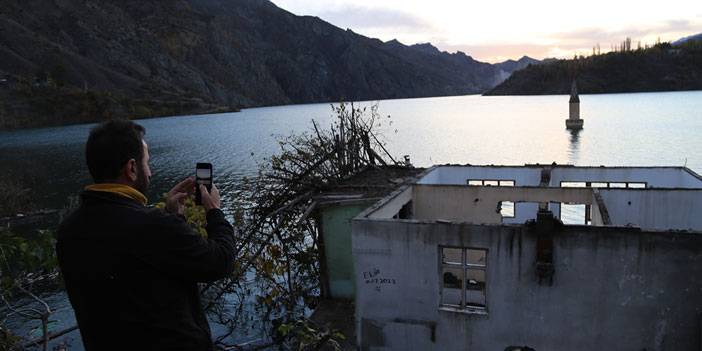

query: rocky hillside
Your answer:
[494,56,540,74]
[486,38,702,96]
[492,56,540,85]
[0,0,528,129]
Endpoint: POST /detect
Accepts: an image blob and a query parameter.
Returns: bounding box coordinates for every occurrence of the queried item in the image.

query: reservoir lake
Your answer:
[1,90,701,348]
[2,91,701,212]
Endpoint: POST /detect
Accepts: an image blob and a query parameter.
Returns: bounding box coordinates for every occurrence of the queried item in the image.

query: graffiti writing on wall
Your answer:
[362,268,397,292]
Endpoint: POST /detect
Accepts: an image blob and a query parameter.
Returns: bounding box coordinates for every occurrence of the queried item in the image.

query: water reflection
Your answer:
[567,128,581,164]
[2,91,702,211]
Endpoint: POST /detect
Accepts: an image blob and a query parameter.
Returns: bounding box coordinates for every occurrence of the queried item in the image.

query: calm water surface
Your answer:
[1,91,701,211]
[1,91,701,348]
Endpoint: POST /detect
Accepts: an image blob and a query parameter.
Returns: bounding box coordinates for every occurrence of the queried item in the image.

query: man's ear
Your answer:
[125,159,138,182]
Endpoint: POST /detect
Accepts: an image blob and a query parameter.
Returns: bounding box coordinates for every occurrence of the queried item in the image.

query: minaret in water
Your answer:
[565,80,584,130]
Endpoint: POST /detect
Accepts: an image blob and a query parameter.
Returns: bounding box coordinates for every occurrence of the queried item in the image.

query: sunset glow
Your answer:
[272,0,702,62]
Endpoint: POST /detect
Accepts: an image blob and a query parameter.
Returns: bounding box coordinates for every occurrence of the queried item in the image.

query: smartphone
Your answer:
[195,163,213,205]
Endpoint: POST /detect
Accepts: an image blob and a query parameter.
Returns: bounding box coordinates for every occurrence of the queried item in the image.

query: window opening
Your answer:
[560,181,647,189]
[394,200,413,219]
[560,181,587,188]
[560,203,591,225]
[499,201,515,218]
[467,179,516,186]
[440,247,487,311]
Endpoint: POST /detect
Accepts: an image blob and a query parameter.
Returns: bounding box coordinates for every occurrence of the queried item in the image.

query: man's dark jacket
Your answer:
[57,190,236,350]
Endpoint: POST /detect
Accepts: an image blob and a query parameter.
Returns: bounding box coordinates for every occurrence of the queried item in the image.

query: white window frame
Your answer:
[467,179,516,187]
[559,180,648,189]
[499,201,515,218]
[439,247,488,314]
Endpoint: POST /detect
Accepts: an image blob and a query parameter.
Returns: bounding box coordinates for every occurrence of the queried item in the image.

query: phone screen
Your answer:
[196,168,211,181]
[196,164,213,190]
[195,163,212,205]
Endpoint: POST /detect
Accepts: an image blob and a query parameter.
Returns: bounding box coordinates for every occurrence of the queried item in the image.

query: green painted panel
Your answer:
[321,204,370,299]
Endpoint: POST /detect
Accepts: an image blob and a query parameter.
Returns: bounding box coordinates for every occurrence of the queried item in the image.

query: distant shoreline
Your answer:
[4,88,702,132]
[484,87,702,97]
[0,106,240,132]
[0,90,480,131]
[0,87,240,132]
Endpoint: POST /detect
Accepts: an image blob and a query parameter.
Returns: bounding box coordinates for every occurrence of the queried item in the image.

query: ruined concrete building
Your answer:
[341,164,702,350]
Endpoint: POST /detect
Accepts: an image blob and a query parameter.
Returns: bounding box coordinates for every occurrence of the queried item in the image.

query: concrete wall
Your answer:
[550,167,702,188]
[417,166,543,186]
[599,189,702,231]
[412,185,595,224]
[320,203,375,299]
[503,202,540,225]
[417,166,702,189]
[352,218,702,351]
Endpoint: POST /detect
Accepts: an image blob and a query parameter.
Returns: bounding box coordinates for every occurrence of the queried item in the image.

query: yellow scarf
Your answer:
[85,183,148,206]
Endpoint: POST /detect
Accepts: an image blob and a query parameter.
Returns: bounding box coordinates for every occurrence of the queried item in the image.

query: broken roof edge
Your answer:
[354,182,702,235]
[413,183,702,192]
[315,165,426,202]
[684,166,702,182]
[355,166,435,220]
[424,163,697,170]
[353,212,702,236]
[355,186,408,220]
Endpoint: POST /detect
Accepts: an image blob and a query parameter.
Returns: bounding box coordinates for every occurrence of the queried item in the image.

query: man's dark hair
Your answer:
[86,120,146,183]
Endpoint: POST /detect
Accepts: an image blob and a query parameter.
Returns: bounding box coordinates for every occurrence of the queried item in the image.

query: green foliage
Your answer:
[277,319,346,351]
[0,228,57,290]
[154,196,207,237]
[0,228,58,350]
[0,326,22,351]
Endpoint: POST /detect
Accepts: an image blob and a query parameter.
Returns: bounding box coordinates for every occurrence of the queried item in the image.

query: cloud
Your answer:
[436,18,702,63]
[315,5,434,32]
[436,43,557,63]
[547,19,695,46]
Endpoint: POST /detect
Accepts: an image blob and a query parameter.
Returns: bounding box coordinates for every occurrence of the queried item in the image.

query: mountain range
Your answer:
[673,33,702,45]
[0,0,536,129]
[486,35,702,96]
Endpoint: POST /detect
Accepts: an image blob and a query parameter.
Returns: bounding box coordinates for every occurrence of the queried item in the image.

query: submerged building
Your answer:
[566,81,584,130]
[344,164,702,350]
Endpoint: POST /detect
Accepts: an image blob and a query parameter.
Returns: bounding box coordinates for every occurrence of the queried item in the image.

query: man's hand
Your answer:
[166,177,195,215]
[199,184,221,212]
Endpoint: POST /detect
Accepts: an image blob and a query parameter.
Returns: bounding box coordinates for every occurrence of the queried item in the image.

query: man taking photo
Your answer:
[57,119,236,350]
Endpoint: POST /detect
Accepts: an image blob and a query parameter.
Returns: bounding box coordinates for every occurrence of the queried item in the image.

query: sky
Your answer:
[271,0,702,63]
